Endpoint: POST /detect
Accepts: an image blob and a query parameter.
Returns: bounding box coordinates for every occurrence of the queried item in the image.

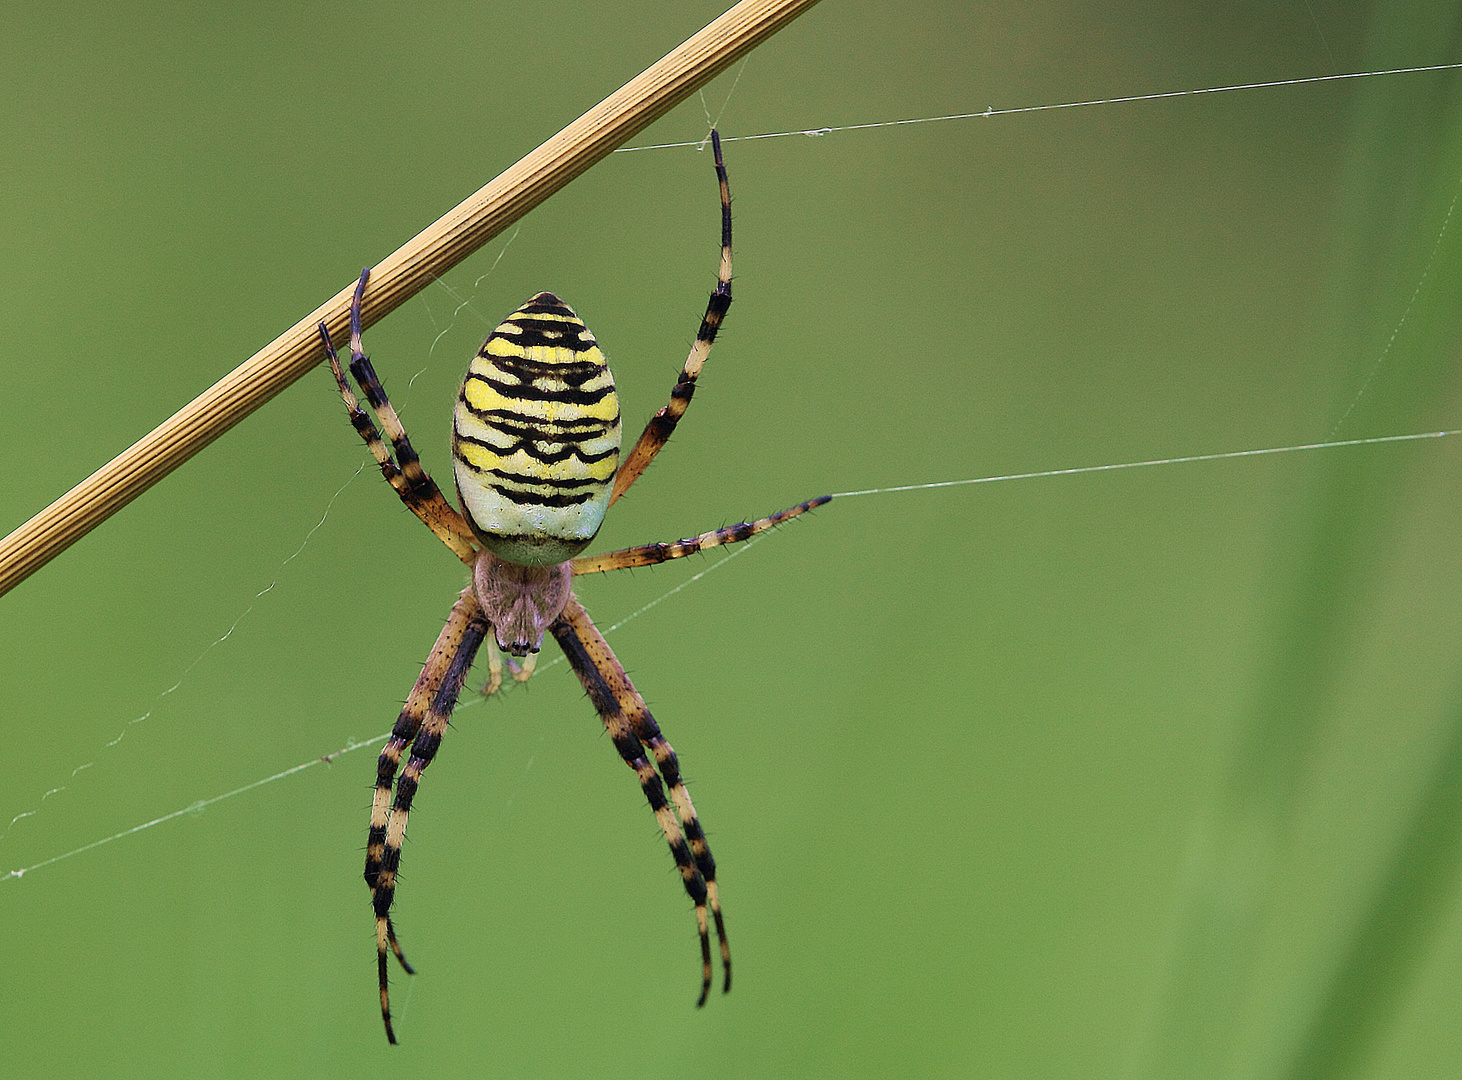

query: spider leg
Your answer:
[610,130,732,506]
[571,495,831,575]
[365,589,477,939]
[550,594,729,1003]
[627,678,730,995]
[365,587,489,1043]
[319,269,479,564]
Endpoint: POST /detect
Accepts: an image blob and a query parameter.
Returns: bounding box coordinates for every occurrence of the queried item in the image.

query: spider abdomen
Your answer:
[452,293,621,566]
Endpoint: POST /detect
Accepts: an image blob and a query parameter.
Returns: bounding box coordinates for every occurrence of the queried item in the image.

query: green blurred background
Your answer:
[6,1,1462,1076]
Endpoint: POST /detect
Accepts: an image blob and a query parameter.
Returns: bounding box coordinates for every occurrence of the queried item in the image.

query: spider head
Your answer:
[473,550,573,655]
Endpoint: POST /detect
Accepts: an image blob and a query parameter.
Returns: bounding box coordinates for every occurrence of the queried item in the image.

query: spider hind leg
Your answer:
[363,588,488,1043]
[551,595,730,1004]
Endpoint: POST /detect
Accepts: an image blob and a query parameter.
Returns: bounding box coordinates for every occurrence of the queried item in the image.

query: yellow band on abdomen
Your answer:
[452,293,621,566]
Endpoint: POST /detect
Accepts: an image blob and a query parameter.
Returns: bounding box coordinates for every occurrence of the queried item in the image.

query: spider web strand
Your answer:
[3,736,386,881]
[614,63,1462,152]
[2,540,766,881]
[0,466,365,852]
[829,430,1462,499]
[8,428,1458,882]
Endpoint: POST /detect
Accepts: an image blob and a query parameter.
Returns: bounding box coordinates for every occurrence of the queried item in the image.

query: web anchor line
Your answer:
[615,62,1462,153]
[4,737,385,881]
[1,541,768,884]
[6,426,1458,884]
[829,430,1462,499]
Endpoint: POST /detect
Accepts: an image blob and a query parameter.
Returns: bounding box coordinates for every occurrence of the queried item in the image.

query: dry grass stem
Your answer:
[0,0,822,599]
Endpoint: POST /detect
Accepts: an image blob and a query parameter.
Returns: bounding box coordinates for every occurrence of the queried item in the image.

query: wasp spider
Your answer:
[317,132,828,1043]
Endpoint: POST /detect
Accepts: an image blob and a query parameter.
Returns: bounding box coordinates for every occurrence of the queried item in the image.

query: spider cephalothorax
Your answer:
[472,551,571,658]
[317,131,829,1043]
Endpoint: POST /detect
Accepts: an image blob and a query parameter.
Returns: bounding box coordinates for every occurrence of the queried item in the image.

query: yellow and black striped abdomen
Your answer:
[452,293,621,566]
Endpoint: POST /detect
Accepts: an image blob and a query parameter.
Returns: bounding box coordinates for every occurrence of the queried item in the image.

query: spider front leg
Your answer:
[610,129,733,505]
[320,269,480,564]
[551,594,730,1003]
[365,587,489,1043]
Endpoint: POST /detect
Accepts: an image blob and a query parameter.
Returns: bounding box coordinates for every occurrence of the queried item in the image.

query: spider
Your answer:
[316,131,829,1043]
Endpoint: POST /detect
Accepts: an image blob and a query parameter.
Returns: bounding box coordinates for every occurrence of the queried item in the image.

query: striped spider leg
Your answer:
[321,270,479,566]
[363,587,489,1044]
[607,129,735,506]
[557,497,829,1002]
[319,283,493,1044]
[317,130,829,1042]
